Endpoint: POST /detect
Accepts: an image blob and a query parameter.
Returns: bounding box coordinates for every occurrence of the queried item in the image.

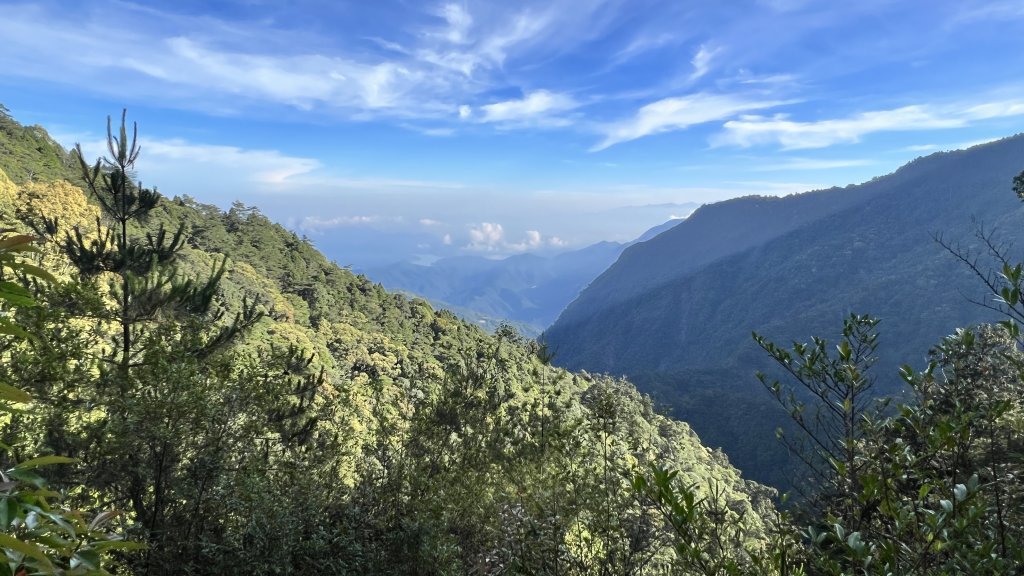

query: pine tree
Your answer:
[39,111,261,572]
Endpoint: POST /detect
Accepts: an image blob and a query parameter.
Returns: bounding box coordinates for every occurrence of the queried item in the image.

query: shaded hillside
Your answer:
[544,135,1024,488]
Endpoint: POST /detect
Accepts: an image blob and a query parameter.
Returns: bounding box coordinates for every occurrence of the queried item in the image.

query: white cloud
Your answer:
[507,229,544,251]
[613,32,679,64]
[592,93,789,151]
[419,218,443,226]
[458,105,472,119]
[70,132,471,200]
[139,138,321,184]
[716,106,964,149]
[0,2,596,122]
[464,223,562,252]
[433,4,474,45]
[401,123,456,136]
[477,90,579,125]
[963,100,1024,120]
[715,99,1024,150]
[442,233,453,245]
[70,135,320,187]
[690,43,721,80]
[298,215,381,233]
[735,72,799,86]
[467,222,506,251]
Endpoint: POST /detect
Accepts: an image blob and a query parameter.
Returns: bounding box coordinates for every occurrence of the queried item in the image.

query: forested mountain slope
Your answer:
[0,108,773,574]
[544,135,1024,488]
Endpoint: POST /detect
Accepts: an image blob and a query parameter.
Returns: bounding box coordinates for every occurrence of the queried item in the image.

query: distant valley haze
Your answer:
[3,0,1023,271]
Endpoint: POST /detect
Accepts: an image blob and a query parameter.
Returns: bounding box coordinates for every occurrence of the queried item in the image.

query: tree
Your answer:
[796,325,1024,574]
[753,314,884,519]
[34,111,260,573]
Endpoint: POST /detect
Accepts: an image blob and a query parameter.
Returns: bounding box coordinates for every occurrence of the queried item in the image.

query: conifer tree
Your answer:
[37,111,260,572]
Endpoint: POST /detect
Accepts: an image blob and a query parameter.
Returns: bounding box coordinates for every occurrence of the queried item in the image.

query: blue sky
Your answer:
[2,0,1024,266]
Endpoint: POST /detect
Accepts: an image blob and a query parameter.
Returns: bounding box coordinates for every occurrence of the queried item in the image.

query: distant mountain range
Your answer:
[543,135,1024,488]
[361,216,691,336]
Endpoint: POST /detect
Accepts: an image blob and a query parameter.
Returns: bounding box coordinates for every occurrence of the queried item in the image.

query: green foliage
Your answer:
[0,108,76,186]
[18,112,273,573]
[633,465,801,576]
[0,109,775,574]
[5,102,1024,576]
[753,314,885,513]
[0,232,138,575]
[0,456,143,576]
[794,325,1024,574]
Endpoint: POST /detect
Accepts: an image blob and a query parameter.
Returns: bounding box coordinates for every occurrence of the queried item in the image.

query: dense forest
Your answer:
[0,107,1022,575]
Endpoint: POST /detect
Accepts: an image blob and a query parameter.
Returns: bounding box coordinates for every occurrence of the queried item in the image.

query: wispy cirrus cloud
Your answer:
[69,136,321,185]
[0,1,615,122]
[950,0,1024,24]
[164,37,425,111]
[430,4,474,45]
[591,93,790,151]
[471,90,580,127]
[714,99,1024,150]
[146,139,321,183]
[690,43,721,80]
[70,133,467,199]
[612,32,683,65]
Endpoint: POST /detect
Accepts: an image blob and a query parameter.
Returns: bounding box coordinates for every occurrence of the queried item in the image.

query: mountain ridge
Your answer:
[544,134,1024,488]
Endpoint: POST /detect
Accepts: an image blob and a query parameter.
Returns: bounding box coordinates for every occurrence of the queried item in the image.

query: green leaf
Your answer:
[0,382,31,403]
[0,235,37,251]
[93,540,146,552]
[14,456,77,470]
[0,319,31,340]
[953,484,967,502]
[0,533,54,570]
[1,496,19,526]
[72,548,101,570]
[8,262,56,283]
[6,468,45,488]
